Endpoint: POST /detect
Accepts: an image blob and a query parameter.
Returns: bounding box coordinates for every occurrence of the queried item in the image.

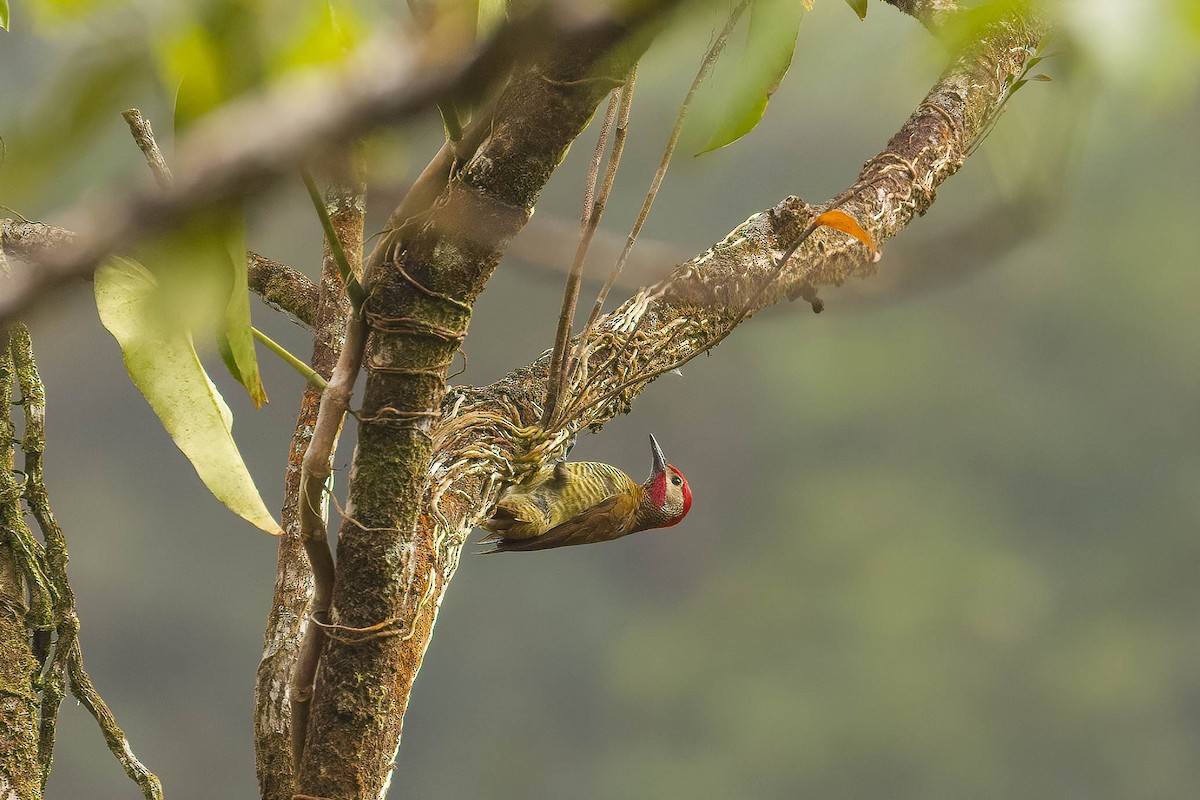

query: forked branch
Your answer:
[425,5,1051,545]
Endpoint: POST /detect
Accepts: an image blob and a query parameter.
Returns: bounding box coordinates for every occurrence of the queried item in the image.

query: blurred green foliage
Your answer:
[3,1,1200,799]
[693,0,805,155]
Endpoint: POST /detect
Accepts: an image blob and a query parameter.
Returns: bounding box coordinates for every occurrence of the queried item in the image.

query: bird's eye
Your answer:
[671,476,682,486]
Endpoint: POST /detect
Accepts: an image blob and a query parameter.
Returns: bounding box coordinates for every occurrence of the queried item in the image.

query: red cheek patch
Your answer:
[648,472,667,507]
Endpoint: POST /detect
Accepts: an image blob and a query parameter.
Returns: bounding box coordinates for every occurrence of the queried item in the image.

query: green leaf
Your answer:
[697,0,803,155]
[216,217,267,407]
[843,0,867,20]
[270,0,363,74]
[477,0,506,39]
[1,0,10,30]
[96,258,282,536]
[141,210,266,406]
[155,1,266,131]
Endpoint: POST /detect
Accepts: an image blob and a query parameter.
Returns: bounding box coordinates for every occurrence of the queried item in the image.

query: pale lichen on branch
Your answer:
[420,4,1050,556]
[2,324,162,800]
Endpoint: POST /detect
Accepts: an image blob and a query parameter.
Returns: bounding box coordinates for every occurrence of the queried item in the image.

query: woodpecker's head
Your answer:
[643,434,692,528]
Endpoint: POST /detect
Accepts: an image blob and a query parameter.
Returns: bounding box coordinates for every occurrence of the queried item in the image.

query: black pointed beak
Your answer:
[649,434,668,475]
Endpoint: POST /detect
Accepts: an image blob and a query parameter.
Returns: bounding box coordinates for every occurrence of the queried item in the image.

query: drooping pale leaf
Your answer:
[95,258,281,535]
[843,0,867,20]
[142,210,267,407]
[814,209,880,261]
[697,0,804,155]
[154,27,267,407]
[215,215,267,407]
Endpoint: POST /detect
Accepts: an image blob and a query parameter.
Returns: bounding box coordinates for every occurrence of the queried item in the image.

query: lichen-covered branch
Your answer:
[121,109,174,189]
[293,4,671,795]
[247,253,319,328]
[883,0,961,34]
[0,328,40,800]
[421,6,1050,571]
[1,325,161,800]
[1,218,318,328]
[0,220,77,263]
[254,172,362,800]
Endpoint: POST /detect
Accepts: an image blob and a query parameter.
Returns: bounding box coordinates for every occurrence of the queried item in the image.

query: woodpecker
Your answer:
[479,434,692,553]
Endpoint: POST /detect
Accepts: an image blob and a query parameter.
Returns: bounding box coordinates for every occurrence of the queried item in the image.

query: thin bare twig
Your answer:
[563,1,750,418]
[291,308,368,764]
[121,109,174,189]
[579,0,750,340]
[556,68,637,419]
[542,82,625,426]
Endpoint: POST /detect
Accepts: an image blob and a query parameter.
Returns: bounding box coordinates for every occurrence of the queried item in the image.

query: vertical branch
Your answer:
[255,166,364,800]
[3,325,162,800]
[293,16,655,797]
[289,310,367,763]
[121,109,174,189]
[0,326,41,800]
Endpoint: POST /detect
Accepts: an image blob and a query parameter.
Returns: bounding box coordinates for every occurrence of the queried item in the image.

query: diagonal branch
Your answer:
[883,0,961,35]
[0,2,619,324]
[1,219,320,327]
[536,7,1048,436]
[426,5,1051,537]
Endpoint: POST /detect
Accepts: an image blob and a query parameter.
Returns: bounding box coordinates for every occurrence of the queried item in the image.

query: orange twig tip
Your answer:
[814,210,880,262]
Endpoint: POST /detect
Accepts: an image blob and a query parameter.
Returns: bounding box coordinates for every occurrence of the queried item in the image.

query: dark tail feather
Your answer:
[473,535,562,554]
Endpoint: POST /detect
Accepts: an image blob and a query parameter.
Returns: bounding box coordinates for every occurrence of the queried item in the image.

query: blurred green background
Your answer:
[3,1,1200,798]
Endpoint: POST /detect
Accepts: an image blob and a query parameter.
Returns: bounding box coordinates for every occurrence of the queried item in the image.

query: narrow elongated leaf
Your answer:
[698,0,804,155]
[1,0,10,30]
[216,216,267,407]
[844,0,867,20]
[96,258,282,535]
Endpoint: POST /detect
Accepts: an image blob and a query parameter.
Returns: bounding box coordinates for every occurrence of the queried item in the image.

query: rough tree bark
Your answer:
[298,4,1047,800]
[0,332,40,800]
[255,174,362,799]
[292,15,656,799]
[0,3,1049,798]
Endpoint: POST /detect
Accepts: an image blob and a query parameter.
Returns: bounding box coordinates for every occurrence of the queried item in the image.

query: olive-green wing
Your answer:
[478,493,634,554]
